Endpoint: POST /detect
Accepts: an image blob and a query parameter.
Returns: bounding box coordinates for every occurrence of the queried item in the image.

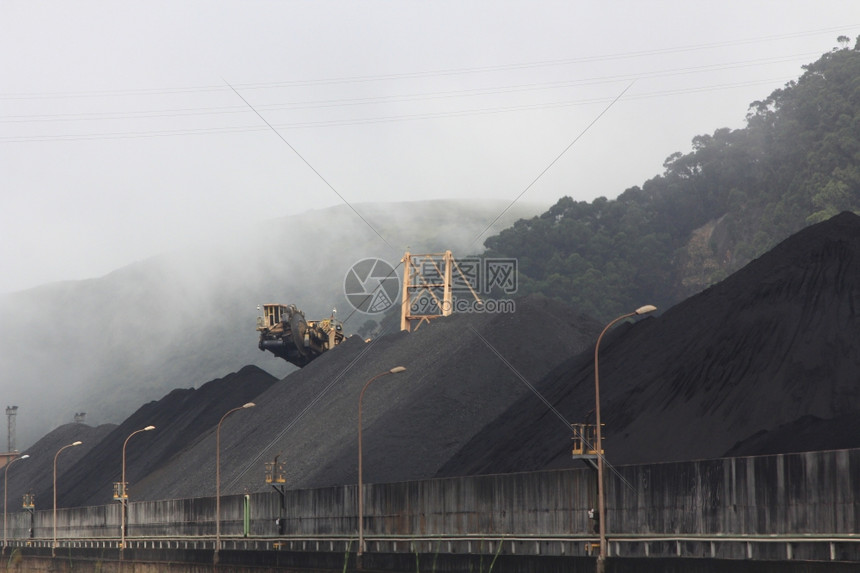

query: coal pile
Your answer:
[10,365,277,508]
[2,422,115,512]
[128,294,601,500]
[724,413,860,457]
[440,211,860,476]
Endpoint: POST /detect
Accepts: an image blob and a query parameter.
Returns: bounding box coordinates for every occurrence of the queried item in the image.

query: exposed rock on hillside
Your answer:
[677,215,730,292]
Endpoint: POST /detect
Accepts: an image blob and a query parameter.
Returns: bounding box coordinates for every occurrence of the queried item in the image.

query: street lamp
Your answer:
[3,454,29,555]
[214,402,255,565]
[593,305,655,572]
[119,425,155,553]
[53,441,82,557]
[358,366,406,556]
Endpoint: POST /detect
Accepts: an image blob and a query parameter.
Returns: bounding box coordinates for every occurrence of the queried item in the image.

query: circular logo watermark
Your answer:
[344,258,400,314]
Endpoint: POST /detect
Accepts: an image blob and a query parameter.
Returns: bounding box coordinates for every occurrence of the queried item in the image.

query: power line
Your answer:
[0,76,798,143]
[0,51,818,125]
[1,24,853,100]
[223,80,395,251]
[470,81,635,248]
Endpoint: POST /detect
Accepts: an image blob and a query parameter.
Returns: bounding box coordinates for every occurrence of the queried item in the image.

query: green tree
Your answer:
[482,38,860,321]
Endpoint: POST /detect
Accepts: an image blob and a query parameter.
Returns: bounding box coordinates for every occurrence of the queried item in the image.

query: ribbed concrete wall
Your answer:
[272,468,598,537]
[608,449,860,535]
[5,449,858,557]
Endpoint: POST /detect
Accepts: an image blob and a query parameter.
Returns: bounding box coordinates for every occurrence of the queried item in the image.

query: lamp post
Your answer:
[53,441,82,557]
[214,402,255,565]
[593,305,655,572]
[357,366,406,557]
[120,425,155,554]
[3,454,29,555]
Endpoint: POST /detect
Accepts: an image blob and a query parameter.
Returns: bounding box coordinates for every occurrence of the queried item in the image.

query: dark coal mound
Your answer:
[41,365,277,508]
[724,413,860,457]
[440,212,860,476]
[129,294,601,499]
[3,422,116,511]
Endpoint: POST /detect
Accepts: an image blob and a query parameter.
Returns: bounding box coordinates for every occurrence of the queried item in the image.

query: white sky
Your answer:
[2,1,859,294]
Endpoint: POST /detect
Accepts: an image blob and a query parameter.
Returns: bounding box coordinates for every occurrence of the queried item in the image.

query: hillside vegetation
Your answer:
[483,37,860,320]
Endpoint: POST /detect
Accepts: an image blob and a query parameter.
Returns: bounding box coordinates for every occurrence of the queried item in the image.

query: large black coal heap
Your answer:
[440,212,860,476]
[128,293,601,500]
[724,412,860,457]
[21,365,278,508]
[3,422,116,511]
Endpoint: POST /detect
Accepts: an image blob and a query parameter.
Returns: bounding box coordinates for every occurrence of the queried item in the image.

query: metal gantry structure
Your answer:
[400,251,482,332]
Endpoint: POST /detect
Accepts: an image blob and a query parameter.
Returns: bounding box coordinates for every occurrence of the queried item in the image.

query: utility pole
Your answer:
[5,407,17,452]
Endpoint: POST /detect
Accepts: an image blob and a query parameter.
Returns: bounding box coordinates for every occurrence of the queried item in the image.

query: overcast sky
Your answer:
[2,1,859,294]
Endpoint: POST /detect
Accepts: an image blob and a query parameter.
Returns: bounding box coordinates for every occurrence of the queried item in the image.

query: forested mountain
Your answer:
[484,36,860,321]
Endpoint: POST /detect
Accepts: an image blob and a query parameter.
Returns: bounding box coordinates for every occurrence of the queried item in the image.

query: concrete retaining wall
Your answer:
[608,449,860,535]
[5,449,859,562]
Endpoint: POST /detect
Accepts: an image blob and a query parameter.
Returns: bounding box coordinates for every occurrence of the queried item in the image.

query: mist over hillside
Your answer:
[0,199,543,449]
